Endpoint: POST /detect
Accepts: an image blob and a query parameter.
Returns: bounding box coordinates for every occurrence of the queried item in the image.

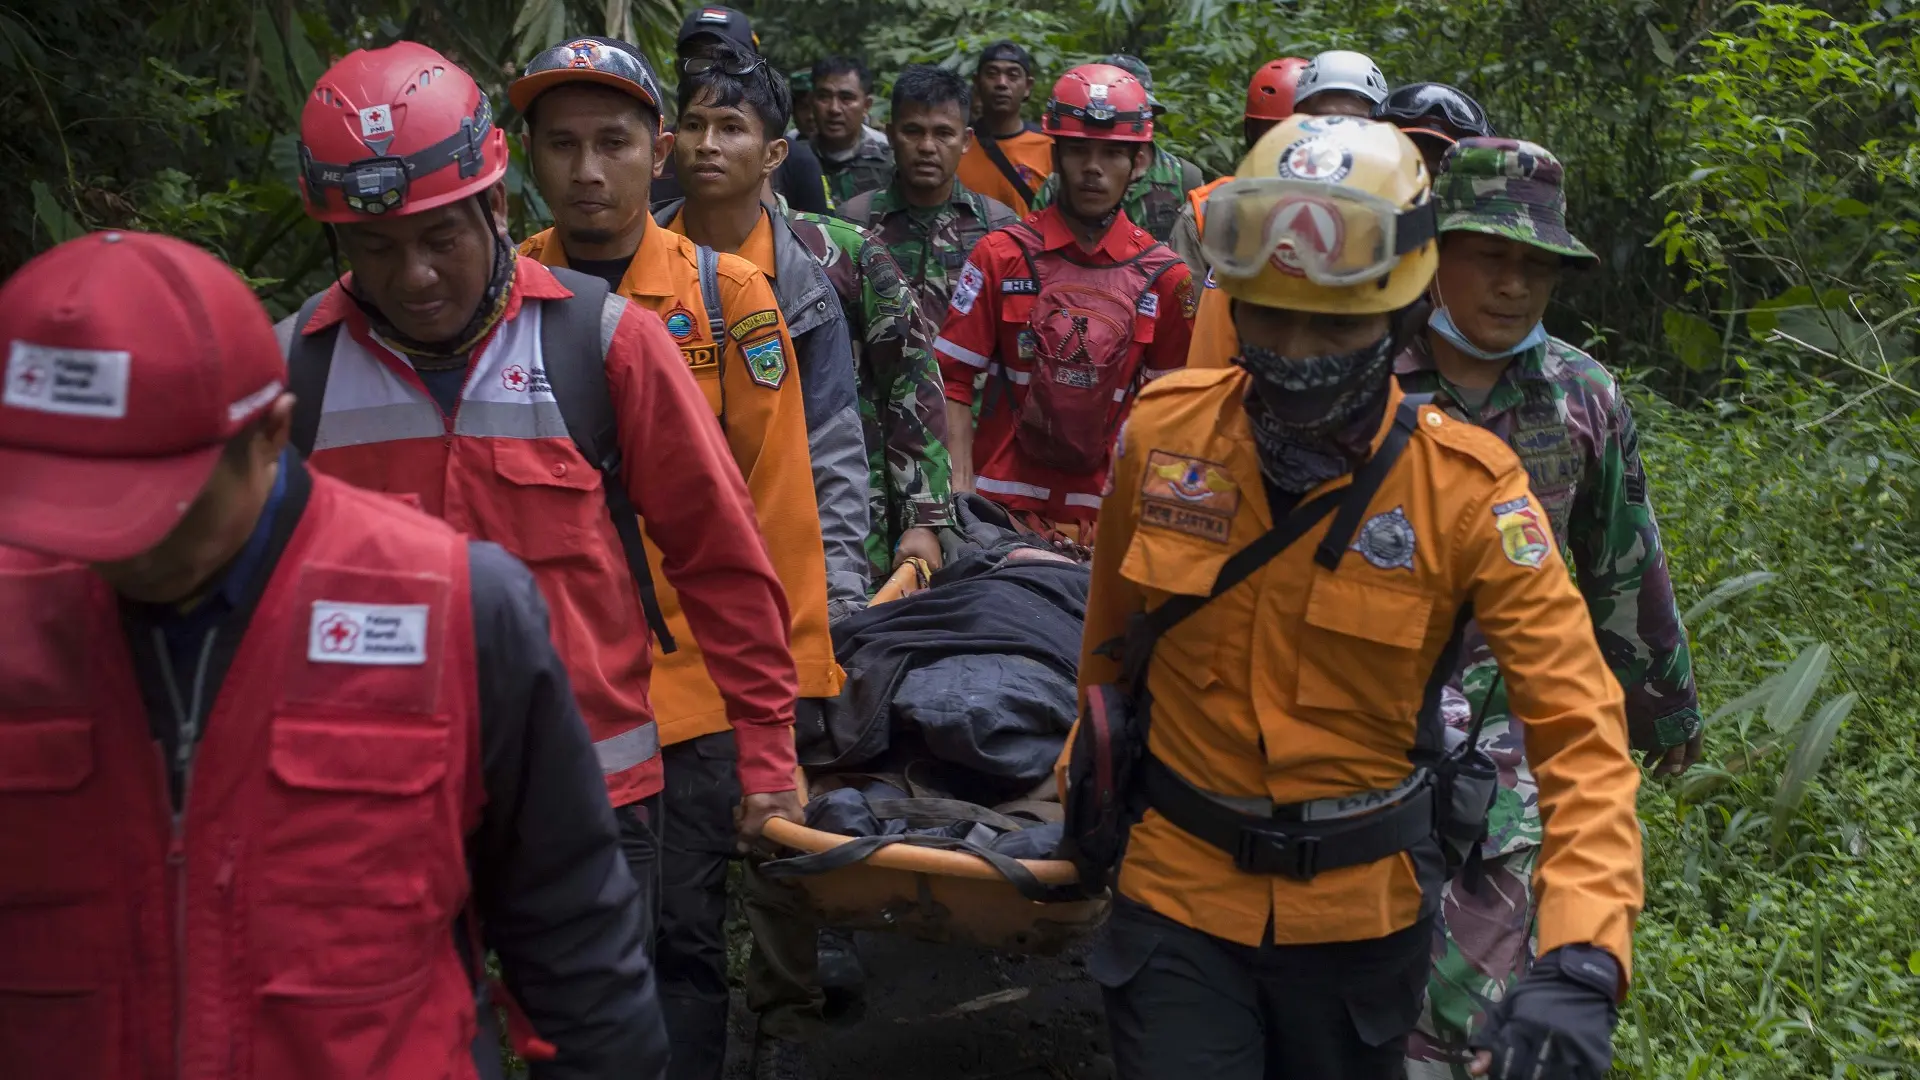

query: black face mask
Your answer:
[1237,332,1397,493]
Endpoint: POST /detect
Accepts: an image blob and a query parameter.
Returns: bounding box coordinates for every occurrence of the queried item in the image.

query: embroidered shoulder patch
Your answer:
[681,343,719,373]
[728,309,779,341]
[1137,292,1159,318]
[1139,450,1240,544]
[1492,496,1552,569]
[742,335,788,389]
[309,601,429,666]
[1350,506,1416,570]
[1175,274,1197,320]
[951,261,985,314]
[664,304,697,340]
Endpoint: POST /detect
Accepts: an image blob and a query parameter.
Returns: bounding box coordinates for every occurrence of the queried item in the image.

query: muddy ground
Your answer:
[721,933,1114,1080]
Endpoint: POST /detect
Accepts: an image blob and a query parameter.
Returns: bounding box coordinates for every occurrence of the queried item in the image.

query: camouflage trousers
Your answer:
[1404,845,1539,1080]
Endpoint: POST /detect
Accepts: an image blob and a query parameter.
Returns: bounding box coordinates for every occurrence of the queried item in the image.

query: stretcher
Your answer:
[756,559,1108,955]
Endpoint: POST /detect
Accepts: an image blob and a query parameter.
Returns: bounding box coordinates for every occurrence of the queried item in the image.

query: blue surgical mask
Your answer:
[1427,302,1548,361]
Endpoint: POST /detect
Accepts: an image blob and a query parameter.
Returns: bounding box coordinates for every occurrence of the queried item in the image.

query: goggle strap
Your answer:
[1393,200,1437,255]
[1047,101,1152,128]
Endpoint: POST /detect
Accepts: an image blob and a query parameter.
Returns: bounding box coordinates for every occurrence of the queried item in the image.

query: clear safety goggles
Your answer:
[1200,177,1436,288]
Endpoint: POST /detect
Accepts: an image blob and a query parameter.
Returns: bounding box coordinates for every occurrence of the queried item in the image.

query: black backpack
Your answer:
[283,261,729,654]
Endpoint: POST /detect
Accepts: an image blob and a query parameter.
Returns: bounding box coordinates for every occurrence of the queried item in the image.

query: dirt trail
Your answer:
[723,934,1114,1079]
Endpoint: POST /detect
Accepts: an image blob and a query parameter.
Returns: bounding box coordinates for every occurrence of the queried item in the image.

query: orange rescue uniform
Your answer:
[956,126,1056,217]
[1071,365,1644,977]
[521,224,841,746]
[1180,177,1243,367]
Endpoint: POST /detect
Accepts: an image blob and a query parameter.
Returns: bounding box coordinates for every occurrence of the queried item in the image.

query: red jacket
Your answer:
[0,474,483,1079]
[935,206,1195,523]
[294,259,799,802]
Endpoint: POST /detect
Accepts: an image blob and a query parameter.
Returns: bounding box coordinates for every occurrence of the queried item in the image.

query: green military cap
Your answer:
[1103,53,1165,116]
[1434,137,1596,263]
[790,68,813,94]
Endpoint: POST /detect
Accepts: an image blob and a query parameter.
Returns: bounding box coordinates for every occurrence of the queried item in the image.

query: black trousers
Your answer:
[656,732,741,1080]
[1094,898,1432,1080]
[615,793,665,950]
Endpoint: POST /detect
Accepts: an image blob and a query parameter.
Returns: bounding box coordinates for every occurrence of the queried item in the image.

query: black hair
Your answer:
[891,63,970,121]
[676,39,791,138]
[522,84,658,139]
[811,55,872,94]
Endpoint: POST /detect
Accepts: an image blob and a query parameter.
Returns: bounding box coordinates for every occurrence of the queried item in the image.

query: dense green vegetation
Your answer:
[4,0,1916,1075]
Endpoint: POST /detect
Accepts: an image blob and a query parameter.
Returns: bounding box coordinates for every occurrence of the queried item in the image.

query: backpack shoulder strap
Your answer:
[1313,394,1430,570]
[695,245,726,339]
[539,265,678,653]
[976,132,1037,208]
[286,289,338,458]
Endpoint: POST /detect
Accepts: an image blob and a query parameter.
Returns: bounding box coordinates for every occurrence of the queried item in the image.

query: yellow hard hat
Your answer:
[1201,114,1437,314]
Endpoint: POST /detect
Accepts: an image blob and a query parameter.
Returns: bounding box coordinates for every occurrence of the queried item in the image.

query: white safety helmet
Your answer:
[1295,50,1389,106]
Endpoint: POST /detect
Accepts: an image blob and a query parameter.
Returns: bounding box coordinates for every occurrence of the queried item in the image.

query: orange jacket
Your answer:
[522,226,841,746]
[1186,277,1239,368]
[956,127,1055,217]
[1069,366,1643,978]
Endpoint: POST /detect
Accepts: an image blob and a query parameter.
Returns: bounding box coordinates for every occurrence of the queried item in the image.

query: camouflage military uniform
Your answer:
[1031,144,1205,242]
[785,207,954,581]
[815,127,896,208]
[837,179,1020,327]
[1402,138,1700,1079]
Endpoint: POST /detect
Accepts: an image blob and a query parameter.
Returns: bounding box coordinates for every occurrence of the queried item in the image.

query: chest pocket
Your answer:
[1294,572,1437,722]
[1121,525,1233,692]
[488,438,605,564]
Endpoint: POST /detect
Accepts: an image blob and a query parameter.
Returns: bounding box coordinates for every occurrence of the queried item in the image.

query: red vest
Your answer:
[0,473,482,1080]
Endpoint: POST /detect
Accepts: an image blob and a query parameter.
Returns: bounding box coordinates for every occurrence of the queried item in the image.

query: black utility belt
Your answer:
[1139,754,1435,881]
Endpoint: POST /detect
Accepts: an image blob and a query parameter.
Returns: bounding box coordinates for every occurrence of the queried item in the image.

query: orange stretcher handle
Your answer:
[761,816,1083,885]
[870,557,931,606]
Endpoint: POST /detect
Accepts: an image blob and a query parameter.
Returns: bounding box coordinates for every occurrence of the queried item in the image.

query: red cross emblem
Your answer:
[317,613,359,653]
[366,108,385,124]
[11,363,46,396]
[1265,197,1346,277]
[502,364,530,392]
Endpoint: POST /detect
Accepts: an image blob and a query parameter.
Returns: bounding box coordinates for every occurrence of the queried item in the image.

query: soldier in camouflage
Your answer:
[838,64,1021,323]
[783,202,954,580]
[1398,137,1701,1080]
[1029,54,1204,241]
[811,56,895,206]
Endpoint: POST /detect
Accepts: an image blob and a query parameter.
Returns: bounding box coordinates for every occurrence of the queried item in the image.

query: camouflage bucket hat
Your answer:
[1104,53,1165,115]
[1434,137,1596,263]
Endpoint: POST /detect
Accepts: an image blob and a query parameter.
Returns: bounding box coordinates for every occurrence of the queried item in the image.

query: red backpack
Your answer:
[1001,223,1180,473]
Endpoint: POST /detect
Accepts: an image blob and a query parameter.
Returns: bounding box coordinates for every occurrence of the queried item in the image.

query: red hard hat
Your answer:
[297,42,508,223]
[1245,57,1309,121]
[1042,63,1153,143]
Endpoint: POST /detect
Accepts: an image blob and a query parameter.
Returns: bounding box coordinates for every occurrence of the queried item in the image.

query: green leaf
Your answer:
[1908,949,1920,976]
[1663,309,1724,372]
[1771,691,1856,847]
[1707,674,1782,727]
[1683,570,1778,623]
[1831,197,1872,218]
[30,181,82,246]
[1764,643,1831,734]
[1646,21,1676,66]
[252,7,300,120]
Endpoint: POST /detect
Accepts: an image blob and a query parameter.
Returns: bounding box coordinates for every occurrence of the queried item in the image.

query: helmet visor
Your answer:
[1201,177,1435,288]
[1375,84,1492,139]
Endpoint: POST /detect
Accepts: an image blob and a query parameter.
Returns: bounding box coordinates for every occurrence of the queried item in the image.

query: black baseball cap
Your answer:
[977,40,1034,76]
[678,6,758,53]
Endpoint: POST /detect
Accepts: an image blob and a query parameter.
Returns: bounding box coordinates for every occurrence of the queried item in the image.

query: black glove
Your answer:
[1469,945,1620,1080]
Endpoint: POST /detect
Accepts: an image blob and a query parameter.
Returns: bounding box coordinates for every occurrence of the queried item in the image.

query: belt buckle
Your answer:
[1233,825,1320,881]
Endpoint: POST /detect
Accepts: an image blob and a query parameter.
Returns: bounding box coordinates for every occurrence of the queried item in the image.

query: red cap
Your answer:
[0,231,286,562]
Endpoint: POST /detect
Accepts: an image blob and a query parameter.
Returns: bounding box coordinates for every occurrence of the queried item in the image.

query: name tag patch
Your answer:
[1137,292,1159,318]
[1001,277,1038,295]
[309,601,430,665]
[5,341,131,419]
[681,343,719,372]
[1140,450,1239,544]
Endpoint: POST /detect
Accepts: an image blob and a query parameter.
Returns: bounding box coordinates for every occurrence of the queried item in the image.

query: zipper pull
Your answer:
[167,829,186,866]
